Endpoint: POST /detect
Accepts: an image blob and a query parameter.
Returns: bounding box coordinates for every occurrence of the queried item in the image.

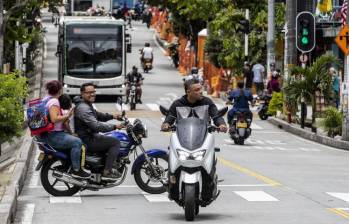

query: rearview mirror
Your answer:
[159,105,169,116]
[216,107,228,117]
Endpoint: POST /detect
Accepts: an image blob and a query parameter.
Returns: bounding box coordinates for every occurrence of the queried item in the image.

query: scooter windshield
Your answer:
[176,106,209,150]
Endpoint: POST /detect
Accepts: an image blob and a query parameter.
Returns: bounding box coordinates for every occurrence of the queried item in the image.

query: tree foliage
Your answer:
[284,54,338,126]
[149,1,285,74]
[0,72,28,142]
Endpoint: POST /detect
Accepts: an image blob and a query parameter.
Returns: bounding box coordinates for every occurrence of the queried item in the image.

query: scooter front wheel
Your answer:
[184,184,196,221]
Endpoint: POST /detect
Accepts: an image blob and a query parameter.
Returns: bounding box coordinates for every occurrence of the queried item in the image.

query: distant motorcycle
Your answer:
[257,94,272,120]
[127,78,143,110]
[142,58,153,73]
[34,111,168,196]
[228,111,252,145]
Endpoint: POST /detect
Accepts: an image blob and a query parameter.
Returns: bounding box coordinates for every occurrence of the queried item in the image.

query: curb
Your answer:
[0,43,43,224]
[268,117,349,151]
[0,131,34,224]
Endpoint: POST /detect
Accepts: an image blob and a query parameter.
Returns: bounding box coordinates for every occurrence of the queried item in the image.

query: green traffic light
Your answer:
[301,36,309,45]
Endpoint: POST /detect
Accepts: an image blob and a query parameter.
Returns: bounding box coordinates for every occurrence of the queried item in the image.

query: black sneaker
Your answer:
[102,169,122,181]
[137,99,142,104]
[71,169,91,179]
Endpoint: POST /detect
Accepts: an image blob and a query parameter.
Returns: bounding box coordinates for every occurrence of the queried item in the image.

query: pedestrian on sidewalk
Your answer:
[329,67,340,109]
[267,70,281,95]
[252,60,265,97]
[243,61,254,90]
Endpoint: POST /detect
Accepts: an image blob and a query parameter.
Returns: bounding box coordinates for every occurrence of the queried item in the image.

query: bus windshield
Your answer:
[65,25,123,78]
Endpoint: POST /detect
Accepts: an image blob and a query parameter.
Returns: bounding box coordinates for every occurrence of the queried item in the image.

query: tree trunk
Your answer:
[311,95,317,133]
[0,0,4,72]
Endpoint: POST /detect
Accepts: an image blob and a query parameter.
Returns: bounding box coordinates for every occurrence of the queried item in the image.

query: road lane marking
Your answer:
[217,156,282,186]
[327,192,349,202]
[328,208,349,219]
[250,123,263,130]
[146,103,160,111]
[16,203,35,224]
[49,194,82,203]
[142,192,172,202]
[234,191,279,201]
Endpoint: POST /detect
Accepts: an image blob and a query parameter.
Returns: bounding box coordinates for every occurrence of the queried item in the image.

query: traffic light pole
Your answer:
[343,0,349,141]
[244,9,249,58]
[267,0,275,77]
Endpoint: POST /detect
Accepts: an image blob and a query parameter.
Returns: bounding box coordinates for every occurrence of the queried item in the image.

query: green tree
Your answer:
[283,54,338,129]
[0,72,28,143]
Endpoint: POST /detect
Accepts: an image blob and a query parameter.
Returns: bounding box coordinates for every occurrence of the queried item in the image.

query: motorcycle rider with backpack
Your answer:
[37,81,90,179]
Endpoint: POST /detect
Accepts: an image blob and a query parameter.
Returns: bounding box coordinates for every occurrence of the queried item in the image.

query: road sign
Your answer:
[299,53,308,63]
[335,26,349,55]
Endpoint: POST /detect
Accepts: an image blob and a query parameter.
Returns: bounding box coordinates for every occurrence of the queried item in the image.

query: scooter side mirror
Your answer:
[216,107,228,117]
[214,147,220,152]
[159,105,169,116]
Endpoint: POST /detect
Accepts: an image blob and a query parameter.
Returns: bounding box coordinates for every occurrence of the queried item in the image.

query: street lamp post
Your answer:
[267,0,275,77]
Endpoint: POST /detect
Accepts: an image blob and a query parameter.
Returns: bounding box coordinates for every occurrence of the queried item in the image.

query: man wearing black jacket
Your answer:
[161,79,227,132]
[74,83,124,181]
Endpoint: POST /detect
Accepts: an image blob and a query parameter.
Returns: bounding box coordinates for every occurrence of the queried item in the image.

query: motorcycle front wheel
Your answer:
[184,184,196,221]
[40,158,81,197]
[134,154,168,194]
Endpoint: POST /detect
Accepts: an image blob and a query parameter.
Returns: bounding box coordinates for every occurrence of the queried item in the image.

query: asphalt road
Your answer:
[14,19,349,224]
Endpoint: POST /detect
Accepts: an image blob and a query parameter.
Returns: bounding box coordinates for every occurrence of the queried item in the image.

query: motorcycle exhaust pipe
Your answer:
[52,171,87,187]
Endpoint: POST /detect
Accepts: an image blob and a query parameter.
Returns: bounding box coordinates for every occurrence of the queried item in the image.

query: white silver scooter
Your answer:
[160,105,227,221]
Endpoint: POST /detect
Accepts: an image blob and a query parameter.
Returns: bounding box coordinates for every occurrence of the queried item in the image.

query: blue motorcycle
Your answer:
[34,112,168,196]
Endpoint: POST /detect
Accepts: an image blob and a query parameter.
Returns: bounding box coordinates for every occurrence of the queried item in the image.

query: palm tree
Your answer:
[284,54,338,131]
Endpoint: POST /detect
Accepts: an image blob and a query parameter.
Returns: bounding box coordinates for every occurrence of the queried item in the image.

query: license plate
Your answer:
[38,153,45,161]
[237,122,247,128]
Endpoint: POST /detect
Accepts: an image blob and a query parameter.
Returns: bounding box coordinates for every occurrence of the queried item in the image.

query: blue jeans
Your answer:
[41,131,82,171]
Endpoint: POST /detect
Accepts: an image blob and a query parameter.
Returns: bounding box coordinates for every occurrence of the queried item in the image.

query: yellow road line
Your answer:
[217,156,282,187]
[328,208,349,219]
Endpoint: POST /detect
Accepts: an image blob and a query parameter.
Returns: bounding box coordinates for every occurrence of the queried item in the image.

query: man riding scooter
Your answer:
[125,66,144,104]
[140,42,153,72]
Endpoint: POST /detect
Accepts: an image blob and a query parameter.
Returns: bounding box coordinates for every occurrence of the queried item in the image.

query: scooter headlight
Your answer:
[177,149,191,161]
[177,149,206,161]
[191,150,206,161]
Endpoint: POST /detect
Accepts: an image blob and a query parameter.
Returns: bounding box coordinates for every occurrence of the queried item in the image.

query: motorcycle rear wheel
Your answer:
[40,158,81,197]
[184,184,196,221]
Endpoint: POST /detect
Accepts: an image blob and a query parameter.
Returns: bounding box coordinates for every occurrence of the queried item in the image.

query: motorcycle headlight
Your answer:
[177,149,206,161]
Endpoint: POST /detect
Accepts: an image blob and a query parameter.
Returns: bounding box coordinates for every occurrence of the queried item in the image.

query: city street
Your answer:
[14,20,349,224]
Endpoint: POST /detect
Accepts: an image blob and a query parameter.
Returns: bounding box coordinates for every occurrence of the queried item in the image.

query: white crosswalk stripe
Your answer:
[327,192,349,203]
[146,103,160,111]
[234,191,279,201]
[49,194,82,203]
[142,193,172,202]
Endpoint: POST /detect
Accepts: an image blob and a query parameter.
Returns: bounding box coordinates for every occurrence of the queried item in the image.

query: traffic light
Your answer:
[296,12,315,53]
[238,19,250,34]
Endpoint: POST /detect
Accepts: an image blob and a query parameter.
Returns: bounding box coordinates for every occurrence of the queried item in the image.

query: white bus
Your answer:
[56,16,131,96]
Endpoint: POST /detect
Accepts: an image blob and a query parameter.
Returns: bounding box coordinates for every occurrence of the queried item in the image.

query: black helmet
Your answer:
[191,67,198,74]
[132,65,138,71]
[145,42,150,47]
